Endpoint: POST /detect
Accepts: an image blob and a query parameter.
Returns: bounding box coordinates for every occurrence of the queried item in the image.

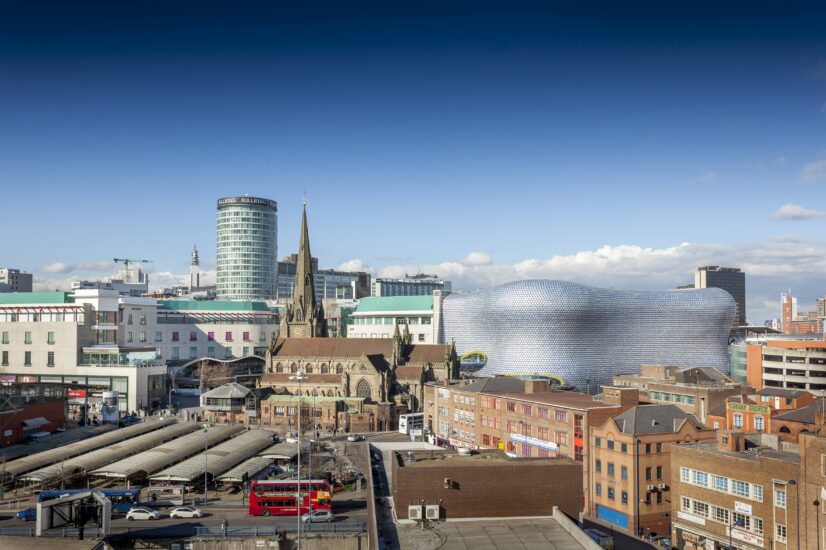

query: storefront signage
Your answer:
[510,433,558,451]
[734,501,752,515]
[676,527,715,549]
[0,375,16,383]
[68,389,87,398]
[677,511,706,525]
[17,376,38,383]
[731,528,763,546]
[728,403,769,414]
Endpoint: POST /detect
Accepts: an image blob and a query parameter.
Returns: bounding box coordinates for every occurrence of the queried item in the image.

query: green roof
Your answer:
[158,300,274,312]
[355,296,433,313]
[0,292,74,305]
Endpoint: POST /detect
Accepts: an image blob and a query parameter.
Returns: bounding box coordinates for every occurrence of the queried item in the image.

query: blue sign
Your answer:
[597,505,628,530]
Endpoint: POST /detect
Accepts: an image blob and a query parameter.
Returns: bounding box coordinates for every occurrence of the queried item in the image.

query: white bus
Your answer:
[398,413,424,435]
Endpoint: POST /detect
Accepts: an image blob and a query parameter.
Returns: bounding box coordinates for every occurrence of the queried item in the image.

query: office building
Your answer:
[590,405,715,535]
[216,195,278,301]
[744,340,826,393]
[441,280,735,389]
[695,266,746,327]
[277,255,371,302]
[0,290,167,412]
[372,273,451,297]
[612,364,742,424]
[348,295,438,343]
[0,268,33,293]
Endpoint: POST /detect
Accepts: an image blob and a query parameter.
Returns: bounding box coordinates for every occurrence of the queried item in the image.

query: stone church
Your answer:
[260,204,458,413]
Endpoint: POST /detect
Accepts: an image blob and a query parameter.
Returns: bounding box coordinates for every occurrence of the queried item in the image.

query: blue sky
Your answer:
[1,1,825,321]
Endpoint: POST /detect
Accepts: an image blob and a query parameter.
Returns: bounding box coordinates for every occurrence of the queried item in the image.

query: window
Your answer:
[607,487,615,500]
[226,332,233,341]
[621,443,628,453]
[190,331,197,342]
[607,440,615,451]
[155,331,162,342]
[127,331,133,342]
[656,466,663,480]
[575,445,584,462]
[139,331,146,342]
[621,491,628,504]
[645,467,652,481]
[621,466,628,480]
[243,331,250,342]
[693,501,709,517]
[645,443,652,454]
[656,443,662,453]
[1,332,7,344]
[189,347,197,359]
[47,332,55,345]
[681,497,691,512]
[555,410,567,423]
[522,404,532,416]
[775,488,787,508]
[731,479,750,498]
[537,407,549,419]
[753,517,764,536]
[692,471,708,487]
[127,314,133,325]
[24,332,31,344]
[207,346,215,358]
[172,331,180,342]
[418,334,425,342]
[225,347,233,359]
[733,413,743,428]
[712,475,728,492]
[754,415,765,432]
[1,351,7,366]
[507,402,516,412]
[140,314,147,325]
[594,437,601,448]
[754,485,763,502]
[607,463,615,476]
[656,492,663,504]
[208,331,215,341]
[171,347,179,360]
[595,459,601,473]
[712,506,729,524]
[555,431,568,446]
[775,524,787,543]
[595,483,601,496]
[47,351,54,367]
[680,467,690,483]
[24,351,31,366]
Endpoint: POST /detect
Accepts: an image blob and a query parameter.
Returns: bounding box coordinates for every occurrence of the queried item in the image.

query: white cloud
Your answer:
[801,159,826,182]
[459,251,492,266]
[773,204,826,221]
[336,259,374,273]
[35,260,116,274]
[695,170,717,184]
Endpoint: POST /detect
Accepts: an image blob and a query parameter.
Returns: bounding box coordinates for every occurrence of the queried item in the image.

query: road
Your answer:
[581,518,660,550]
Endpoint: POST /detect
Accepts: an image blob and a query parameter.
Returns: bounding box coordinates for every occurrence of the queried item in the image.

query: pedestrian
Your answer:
[221,519,227,536]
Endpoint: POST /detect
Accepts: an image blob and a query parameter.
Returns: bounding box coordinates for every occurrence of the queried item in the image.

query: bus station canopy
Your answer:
[5,419,176,479]
[149,429,275,483]
[215,456,275,484]
[1,425,114,462]
[90,424,245,480]
[257,441,305,460]
[19,422,199,484]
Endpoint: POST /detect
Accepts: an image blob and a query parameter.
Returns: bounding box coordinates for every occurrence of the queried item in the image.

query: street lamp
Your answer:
[789,479,801,550]
[308,387,317,515]
[290,370,307,548]
[729,516,745,549]
[202,424,209,506]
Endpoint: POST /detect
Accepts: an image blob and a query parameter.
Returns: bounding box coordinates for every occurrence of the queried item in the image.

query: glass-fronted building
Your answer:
[441,280,735,390]
[216,196,278,301]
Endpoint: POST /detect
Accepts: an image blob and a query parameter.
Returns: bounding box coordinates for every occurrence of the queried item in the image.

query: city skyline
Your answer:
[2,1,825,322]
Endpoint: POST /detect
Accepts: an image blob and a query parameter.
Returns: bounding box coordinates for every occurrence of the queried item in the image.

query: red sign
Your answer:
[68,389,87,398]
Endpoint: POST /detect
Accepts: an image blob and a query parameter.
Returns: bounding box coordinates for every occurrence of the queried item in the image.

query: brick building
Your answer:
[590,404,716,537]
[423,377,639,511]
[0,383,67,446]
[258,394,378,434]
[772,397,826,442]
[744,340,826,393]
[671,431,800,550]
[613,364,744,424]
[705,388,816,434]
[391,449,582,519]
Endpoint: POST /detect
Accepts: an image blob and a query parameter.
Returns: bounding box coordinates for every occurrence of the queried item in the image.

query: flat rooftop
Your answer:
[395,450,579,468]
[491,390,619,409]
[681,441,800,464]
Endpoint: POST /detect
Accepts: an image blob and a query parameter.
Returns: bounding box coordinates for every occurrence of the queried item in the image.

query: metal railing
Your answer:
[0,522,367,539]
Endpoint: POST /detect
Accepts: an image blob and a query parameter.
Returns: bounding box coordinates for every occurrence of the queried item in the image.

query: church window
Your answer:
[321,364,329,374]
[306,365,313,374]
[356,379,372,399]
[336,364,343,374]
[290,363,297,373]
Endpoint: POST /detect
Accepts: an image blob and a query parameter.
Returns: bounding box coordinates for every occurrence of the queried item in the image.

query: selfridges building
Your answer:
[441,280,735,389]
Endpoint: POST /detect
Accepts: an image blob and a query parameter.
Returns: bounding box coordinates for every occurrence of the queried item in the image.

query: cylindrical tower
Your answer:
[216,196,278,300]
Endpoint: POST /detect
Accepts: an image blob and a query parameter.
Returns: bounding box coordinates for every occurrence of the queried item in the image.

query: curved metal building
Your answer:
[441,280,735,389]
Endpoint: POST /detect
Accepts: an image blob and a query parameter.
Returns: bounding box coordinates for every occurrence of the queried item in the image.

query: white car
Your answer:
[169,506,202,519]
[126,507,161,521]
[301,510,335,523]
[347,434,365,442]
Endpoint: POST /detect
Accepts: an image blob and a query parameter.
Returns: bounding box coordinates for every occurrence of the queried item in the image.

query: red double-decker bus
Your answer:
[249,479,333,517]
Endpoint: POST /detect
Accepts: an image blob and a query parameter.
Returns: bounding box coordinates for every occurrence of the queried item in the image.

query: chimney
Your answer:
[524,379,550,394]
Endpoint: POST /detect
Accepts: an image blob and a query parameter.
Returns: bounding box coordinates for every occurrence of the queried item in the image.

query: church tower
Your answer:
[280,202,327,337]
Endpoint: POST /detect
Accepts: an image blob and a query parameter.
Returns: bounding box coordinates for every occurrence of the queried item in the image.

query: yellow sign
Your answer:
[498,442,505,451]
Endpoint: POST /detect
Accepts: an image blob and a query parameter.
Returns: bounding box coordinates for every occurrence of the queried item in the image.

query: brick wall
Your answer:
[392,452,583,519]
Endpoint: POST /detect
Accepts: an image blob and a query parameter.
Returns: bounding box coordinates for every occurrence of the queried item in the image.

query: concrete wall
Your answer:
[392,452,583,519]
[107,534,366,550]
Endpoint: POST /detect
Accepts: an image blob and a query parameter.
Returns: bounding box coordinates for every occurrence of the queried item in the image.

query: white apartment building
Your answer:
[155,300,279,363]
[0,290,167,413]
[348,295,438,343]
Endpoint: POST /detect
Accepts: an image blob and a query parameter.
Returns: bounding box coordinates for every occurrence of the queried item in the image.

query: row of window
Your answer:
[679,467,763,502]
[1,331,56,345]
[649,391,696,405]
[1,350,55,367]
[351,317,432,325]
[162,346,257,360]
[350,332,427,342]
[595,437,663,454]
[0,311,84,323]
[680,496,766,537]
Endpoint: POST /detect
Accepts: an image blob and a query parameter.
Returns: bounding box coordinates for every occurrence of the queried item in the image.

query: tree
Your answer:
[199,360,235,390]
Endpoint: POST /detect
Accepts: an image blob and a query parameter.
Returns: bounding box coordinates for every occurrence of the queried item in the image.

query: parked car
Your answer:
[126,507,161,521]
[169,506,203,519]
[347,434,365,442]
[16,508,36,522]
[301,510,335,523]
[584,528,614,549]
